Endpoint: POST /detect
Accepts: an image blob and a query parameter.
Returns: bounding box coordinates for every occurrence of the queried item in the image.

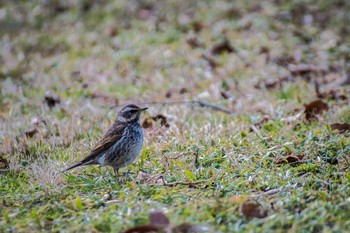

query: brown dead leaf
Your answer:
[225,5,242,19]
[330,123,350,133]
[288,64,327,76]
[142,114,169,129]
[201,54,218,70]
[152,114,169,128]
[142,118,154,129]
[304,99,329,121]
[255,76,293,90]
[165,87,188,98]
[281,111,303,122]
[240,201,268,218]
[220,91,232,99]
[274,55,296,67]
[0,156,9,169]
[211,38,236,55]
[105,25,119,37]
[138,172,164,185]
[30,116,46,126]
[44,91,61,108]
[165,91,172,98]
[191,21,204,33]
[179,88,188,95]
[186,36,204,48]
[24,128,38,138]
[249,115,270,132]
[275,155,304,165]
[316,87,348,101]
[259,46,270,55]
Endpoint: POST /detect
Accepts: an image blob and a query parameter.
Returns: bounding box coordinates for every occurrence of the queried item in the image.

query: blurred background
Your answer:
[1,1,350,232]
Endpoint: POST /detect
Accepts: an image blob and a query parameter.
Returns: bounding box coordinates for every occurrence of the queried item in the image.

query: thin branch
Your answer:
[249,188,282,199]
[159,176,213,187]
[108,100,235,115]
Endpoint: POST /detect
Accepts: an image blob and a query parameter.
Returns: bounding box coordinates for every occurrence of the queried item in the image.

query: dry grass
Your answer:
[1,0,350,232]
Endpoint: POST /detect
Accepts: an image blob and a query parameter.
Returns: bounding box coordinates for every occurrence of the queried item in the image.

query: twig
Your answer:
[249,188,282,199]
[109,100,235,115]
[159,176,213,187]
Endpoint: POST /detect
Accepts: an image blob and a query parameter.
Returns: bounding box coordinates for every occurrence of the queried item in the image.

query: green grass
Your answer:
[1,0,350,232]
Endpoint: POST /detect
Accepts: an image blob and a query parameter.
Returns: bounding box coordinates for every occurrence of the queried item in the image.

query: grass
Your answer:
[1,0,350,232]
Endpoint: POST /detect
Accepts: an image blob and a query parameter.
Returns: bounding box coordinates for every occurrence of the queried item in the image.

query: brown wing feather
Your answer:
[62,121,126,172]
[85,121,127,161]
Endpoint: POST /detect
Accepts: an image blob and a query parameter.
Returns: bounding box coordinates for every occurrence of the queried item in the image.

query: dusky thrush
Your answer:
[62,104,147,176]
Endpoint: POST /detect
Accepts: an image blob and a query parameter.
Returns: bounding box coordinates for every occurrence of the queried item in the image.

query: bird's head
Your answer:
[117,104,148,123]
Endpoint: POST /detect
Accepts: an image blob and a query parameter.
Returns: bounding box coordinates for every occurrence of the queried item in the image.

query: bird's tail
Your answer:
[61,162,85,173]
[54,162,85,181]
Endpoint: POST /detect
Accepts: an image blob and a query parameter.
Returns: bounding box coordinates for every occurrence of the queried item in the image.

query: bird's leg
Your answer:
[113,167,119,176]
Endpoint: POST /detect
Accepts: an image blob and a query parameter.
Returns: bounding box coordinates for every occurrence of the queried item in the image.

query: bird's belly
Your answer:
[102,126,143,168]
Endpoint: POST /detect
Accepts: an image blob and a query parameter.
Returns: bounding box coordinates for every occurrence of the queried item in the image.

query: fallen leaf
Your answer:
[316,86,348,101]
[24,128,38,138]
[201,54,218,70]
[255,76,293,90]
[330,123,350,133]
[274,55,296,67]
[152,114,169,127]
[186,36,204,48]
[281,111,303,122]
[304,99,329,121]
[179,88,188,94]
[44,91,61,108]
[142,118,154,129]
[225,5,242,19]
[102,192,112,201]
[30,116,46,126]
[259,46,270,55]
[211,38,236,55]
[105,25,119,37]
[220,91,232,99]
[288,64,327,76]
[138,172,163,185]
[165,91,172,98]
[0,156,9,169]
[275,155,304,165]
[249,115,270,131]
[240,201,268,218]
[191,21,204,33]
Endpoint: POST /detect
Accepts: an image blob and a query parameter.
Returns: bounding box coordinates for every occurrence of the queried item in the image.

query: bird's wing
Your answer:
[61,121,127,173]
[81,122,127,163]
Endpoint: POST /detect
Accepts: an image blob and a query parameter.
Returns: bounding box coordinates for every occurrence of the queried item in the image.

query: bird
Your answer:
[62,104,148,176]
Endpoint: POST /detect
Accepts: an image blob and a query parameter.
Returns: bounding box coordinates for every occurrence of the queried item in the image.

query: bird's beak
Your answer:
[139,107,148,112]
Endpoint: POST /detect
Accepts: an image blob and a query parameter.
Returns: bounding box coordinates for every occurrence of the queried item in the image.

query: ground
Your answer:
[1,0,350,232]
